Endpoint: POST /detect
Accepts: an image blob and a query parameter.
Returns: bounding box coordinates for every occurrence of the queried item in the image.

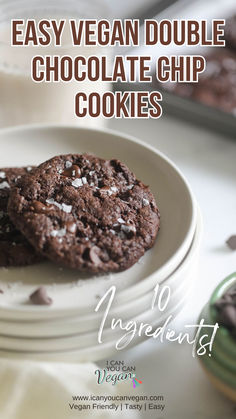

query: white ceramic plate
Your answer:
[0,125,197,320]
[0,208,201,338]
[0,207,202,355]
[0,261,195,352]
[0,287,195,363]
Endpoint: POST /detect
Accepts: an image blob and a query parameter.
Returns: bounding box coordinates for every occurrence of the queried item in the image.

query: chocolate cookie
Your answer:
[8,154,160,273]
[163,49,236,115]
[224,15,236,50]
[0,167,42,266]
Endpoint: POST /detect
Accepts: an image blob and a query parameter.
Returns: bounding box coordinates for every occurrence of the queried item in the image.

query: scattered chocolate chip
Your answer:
[0,289,4,294]
[226,235,236,250]
[30,286,53,305]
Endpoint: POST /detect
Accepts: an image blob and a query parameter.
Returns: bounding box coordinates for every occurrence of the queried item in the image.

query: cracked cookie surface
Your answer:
[8,154,160,272]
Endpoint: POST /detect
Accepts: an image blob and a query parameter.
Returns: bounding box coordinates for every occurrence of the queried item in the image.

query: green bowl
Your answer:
[209,272,236,358]
[197,273,236,400]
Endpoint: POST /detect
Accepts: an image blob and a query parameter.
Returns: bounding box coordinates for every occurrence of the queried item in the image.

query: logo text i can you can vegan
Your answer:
[94,361,142,387]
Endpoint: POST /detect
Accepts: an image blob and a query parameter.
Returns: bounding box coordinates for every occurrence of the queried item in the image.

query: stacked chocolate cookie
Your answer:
[224,14,236,50]
[0,167,42,266]
[1,154,160,273]
[170,49,236,115]
[162,15,236,116]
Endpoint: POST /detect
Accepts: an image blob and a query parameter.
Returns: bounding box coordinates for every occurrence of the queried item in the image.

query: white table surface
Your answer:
[106,115,236,419]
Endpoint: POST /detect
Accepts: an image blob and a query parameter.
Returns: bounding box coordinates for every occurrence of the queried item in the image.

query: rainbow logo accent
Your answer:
[132,376,142,388]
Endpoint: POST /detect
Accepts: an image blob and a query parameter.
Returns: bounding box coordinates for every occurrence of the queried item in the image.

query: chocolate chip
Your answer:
[62,165,81,178]
[226,235,236,250]
[66,221,77,234]
[83,246,101,266]
[30,286,52,305]
[30,201,54,214]
[0,289,4,294]
[89,246,101,266]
